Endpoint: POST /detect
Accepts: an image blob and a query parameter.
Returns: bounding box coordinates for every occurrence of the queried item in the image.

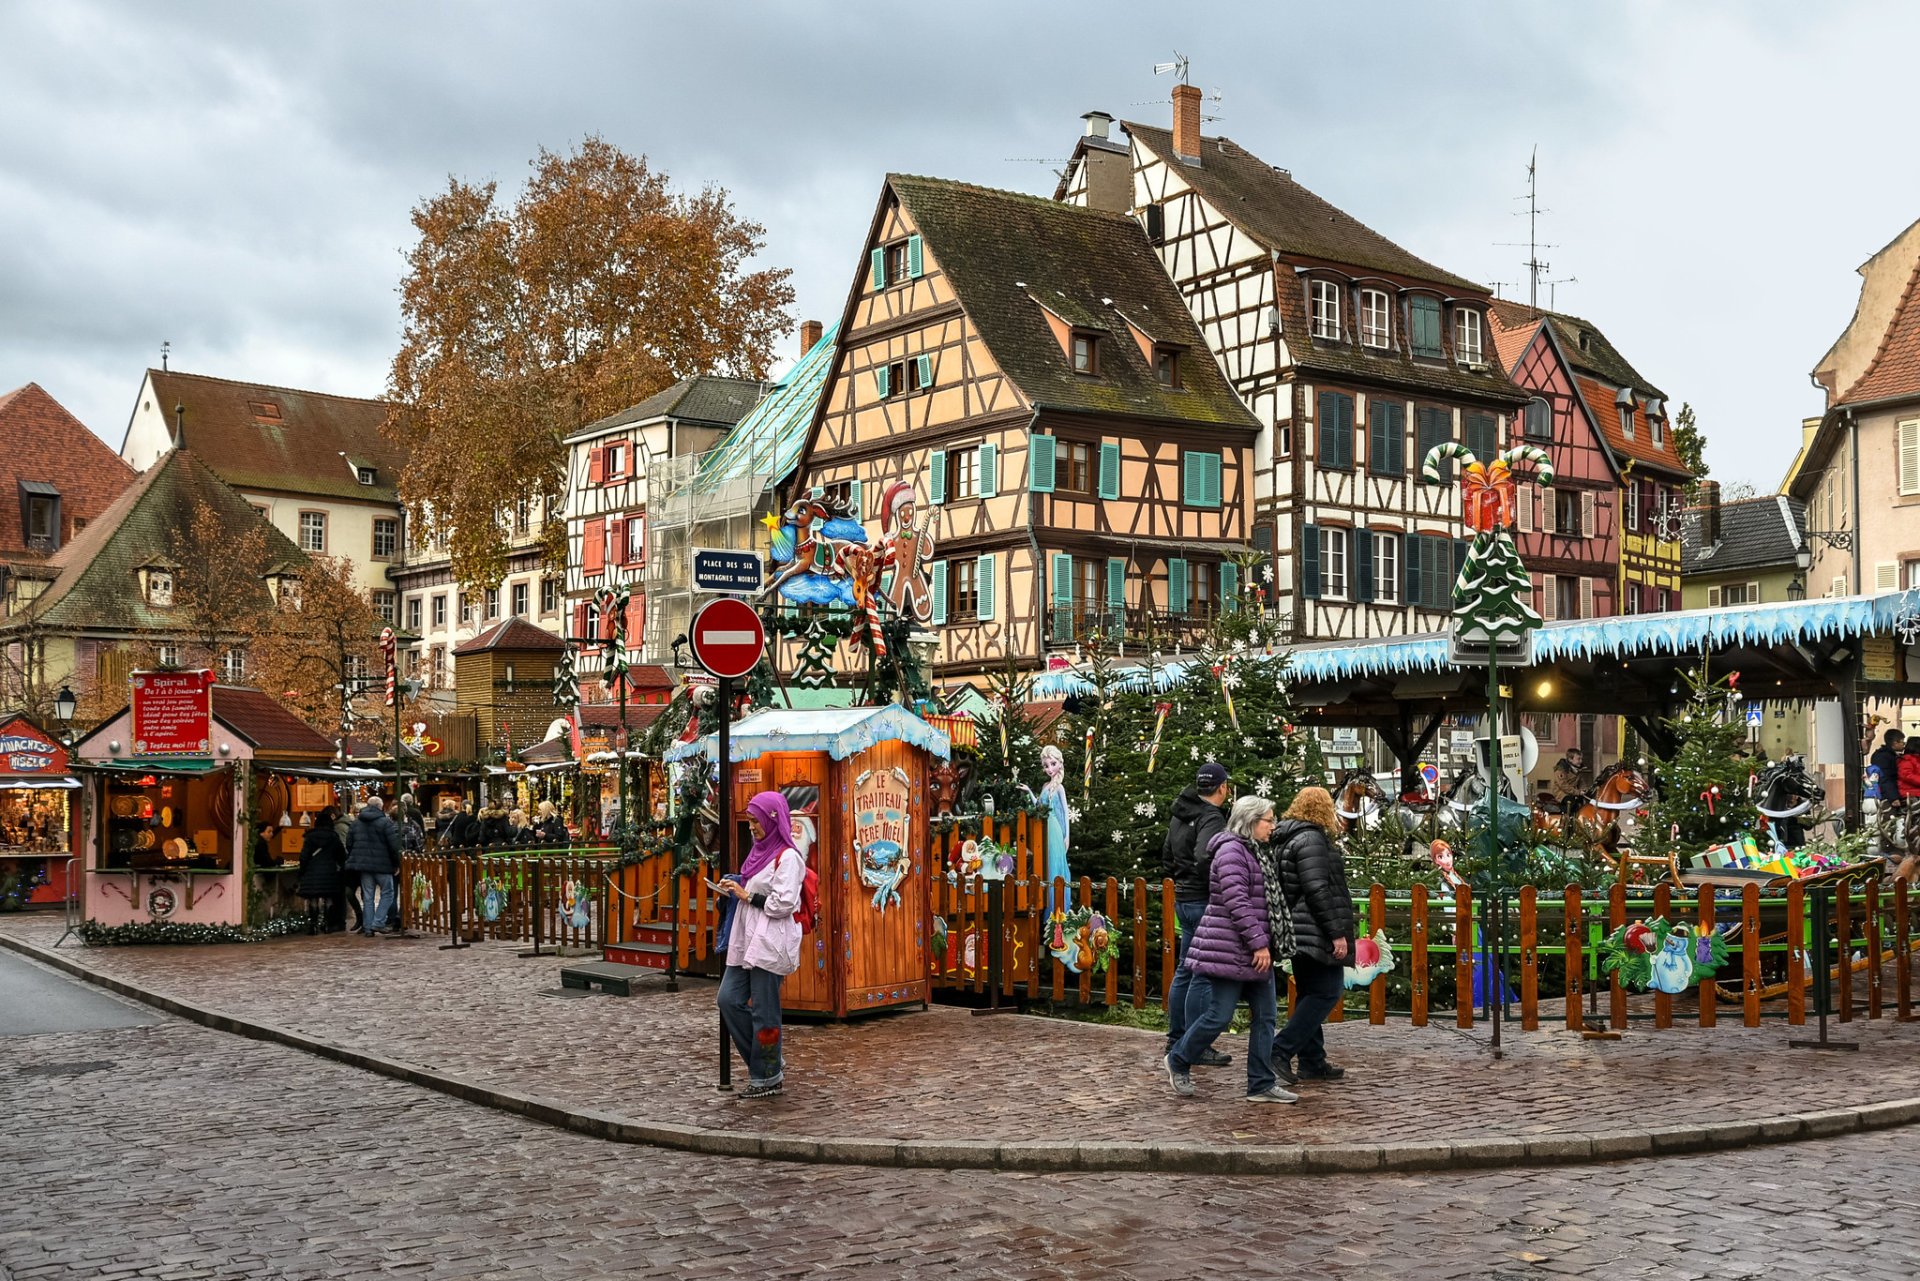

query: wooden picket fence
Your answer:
[400,847,622,951]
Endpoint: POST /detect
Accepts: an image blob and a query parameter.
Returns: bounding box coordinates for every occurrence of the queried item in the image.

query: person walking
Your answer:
[343,795,403,937]
[1164,797,1294,1104]
[1270,786,1355,1086]
[1160,761,1233,1067]
[296,807,346,934]
[713,790,807,1100]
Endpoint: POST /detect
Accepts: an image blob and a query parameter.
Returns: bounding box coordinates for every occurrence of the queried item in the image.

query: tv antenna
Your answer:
[1492,146,1571,311]
[1153,51,1190,84]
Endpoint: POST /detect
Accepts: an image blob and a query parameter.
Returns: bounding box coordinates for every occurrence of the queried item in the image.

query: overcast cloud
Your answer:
[3,1,1915,490]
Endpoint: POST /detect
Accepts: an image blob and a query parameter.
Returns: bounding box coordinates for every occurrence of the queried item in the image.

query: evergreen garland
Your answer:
[76,914,312,946]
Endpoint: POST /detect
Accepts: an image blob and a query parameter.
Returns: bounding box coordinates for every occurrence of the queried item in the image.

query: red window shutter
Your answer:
[582,517,605,574]
[587,445,606,485]
[608,516,627,565]
[599,605,617,640]
[625,595,645,647]
[572,602,588,642]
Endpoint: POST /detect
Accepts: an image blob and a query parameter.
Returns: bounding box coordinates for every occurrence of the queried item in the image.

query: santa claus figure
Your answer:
[874,479,938,625]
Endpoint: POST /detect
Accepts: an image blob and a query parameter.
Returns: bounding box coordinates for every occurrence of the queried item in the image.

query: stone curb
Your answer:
[11,932,1920,1176]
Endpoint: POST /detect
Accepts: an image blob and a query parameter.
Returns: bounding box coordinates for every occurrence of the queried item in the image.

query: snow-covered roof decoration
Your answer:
[662,704,952,764]
[1030,591,1920,696]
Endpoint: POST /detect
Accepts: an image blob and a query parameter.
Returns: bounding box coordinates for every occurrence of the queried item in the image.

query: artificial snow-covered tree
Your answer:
[1451,531,1541,645]
[1640,662,1758,857]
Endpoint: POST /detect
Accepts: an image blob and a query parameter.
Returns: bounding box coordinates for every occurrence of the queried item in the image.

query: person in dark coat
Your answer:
[440,797,483,851]
[1871,729,1904,795]
[1164,797,1293,1104]
[297,808,347,934]
[1270,786,1355,1086]
[476,798,513,848]
[343,800,403,936]
[532,800,569,847]
[1160,761,1232,1066]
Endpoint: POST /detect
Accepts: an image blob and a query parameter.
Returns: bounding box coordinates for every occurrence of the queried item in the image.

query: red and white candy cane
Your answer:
[380,627,396,707]
[1700,785,1720,815]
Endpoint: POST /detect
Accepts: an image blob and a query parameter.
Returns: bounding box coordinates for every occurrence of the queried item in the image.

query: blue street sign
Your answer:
[691,547,765,595]
[1746,704,1762,726]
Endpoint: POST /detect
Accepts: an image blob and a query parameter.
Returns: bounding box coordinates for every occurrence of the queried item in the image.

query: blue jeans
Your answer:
[1164,900,1207,1050]
[1169,972,1277,1096]
[360,871,395,932]
[717,965,786,1085]
[1274,953,1343,1071]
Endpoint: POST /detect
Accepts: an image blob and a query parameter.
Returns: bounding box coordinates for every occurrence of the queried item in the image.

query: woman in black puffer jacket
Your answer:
[1270,786,1355,1086]
[297,807,347,934]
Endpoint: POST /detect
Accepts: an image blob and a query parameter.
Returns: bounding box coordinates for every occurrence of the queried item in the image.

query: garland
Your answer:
[76,914,312,946]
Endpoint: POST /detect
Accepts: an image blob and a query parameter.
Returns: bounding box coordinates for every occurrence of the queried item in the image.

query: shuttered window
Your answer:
[1321,528,1349,600]
[1464,412,1498,466]
[978,443,997,498]
[1876,561,1900,592]
[1317,391,1355,471]
[1167,557,1189,613]
[1220,561,1239,613]
[930,561,949,626]
[1029,434,1056,493]
[907,234,924,278]
[1416,407,1453,480]
[1901,420,1920,496]
[1106,558,1126,622]
[1098,442,1121,500]
[1409,297,1443,358]
[929,449,947,503]
[1406,533,1456,609]
[1580,491,1596,538]
[1353,527,1375,602]
[1368,401,1404,476]
[1182,450,1222,507]
[1050,552,1074,642]
[582,517,605,574]
[1372,531,1400,604]
[870,247,886,290]
[1300,523,1321,600]
[976,554,996,621]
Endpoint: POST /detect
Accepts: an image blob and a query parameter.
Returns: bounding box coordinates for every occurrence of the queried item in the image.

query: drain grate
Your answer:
[17,1059,116,1079]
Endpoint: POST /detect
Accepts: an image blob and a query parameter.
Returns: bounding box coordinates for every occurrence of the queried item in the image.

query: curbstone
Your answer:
[1378,1142,1453,1171]
[1146,1142,1220,1174]
[1646,1125,1713,1154]
[901,1139,1002,1171]
[1071,1141,1147,1173]
[1798,1108,1864,1139]
[1522,1135,1595,1164]
[1588,1131,1654,1160]
[1301,1145,1384,1174]
[1450,1137,1525,1168]
[756,1134,828,1163]
[814,1138,902,1165]
[1235,1145,1308,1175]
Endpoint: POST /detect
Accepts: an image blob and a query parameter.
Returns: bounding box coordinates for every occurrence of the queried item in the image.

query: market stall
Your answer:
[0,714,79,909]
[74,676,337,930]
[666,705,948,1018]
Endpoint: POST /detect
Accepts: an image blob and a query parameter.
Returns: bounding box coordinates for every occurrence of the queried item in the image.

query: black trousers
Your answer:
[1273,952,1344,1071]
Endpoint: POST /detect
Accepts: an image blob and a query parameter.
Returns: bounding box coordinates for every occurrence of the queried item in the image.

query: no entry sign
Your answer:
[690,597,766,680]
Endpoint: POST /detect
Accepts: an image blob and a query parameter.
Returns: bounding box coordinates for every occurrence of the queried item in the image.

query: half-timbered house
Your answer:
[1054,91,1531,642]
[786,174,1260,681]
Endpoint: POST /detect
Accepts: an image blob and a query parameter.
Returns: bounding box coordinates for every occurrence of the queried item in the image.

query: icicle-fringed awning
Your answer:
[662,704,952,764]
[1029,590,1920,697]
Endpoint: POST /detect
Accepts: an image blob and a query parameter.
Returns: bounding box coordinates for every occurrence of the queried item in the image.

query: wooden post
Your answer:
[1652,883,1673,1030]
[1103,878,1121,1007]
[1742,883,1762,1028]
[1077,875,1095,1005]
[1697,884,1717,1028]
[1898,878,1913,1022]
[1160,879,1176,1006]
[1455,886,1473,1030]
[1866,879,1883,1021]
[1564,885,1583,1033]
[1787,879,1806,1027]
[1609,882,1628,1031]
[1131,877,1147,1010]
[1369,883,1388,1025]
[1836,886,1854,1023]
[1519,886,1538,1032]
[1410,884,1429,1028]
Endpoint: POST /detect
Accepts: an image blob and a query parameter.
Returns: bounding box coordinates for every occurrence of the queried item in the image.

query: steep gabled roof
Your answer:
[452,616,567,656]
[1124,122,1484,292]
[1683,495,1806,576]
[1486,302,1542,376]
[1836,254,1920,408]
[211,685,336,756]
[887,174,1258,429]
[1489,302,1666,400]
[1572,374,1689,480]
[564,375,767,442]
[0,383,137,559]
[143,369,404,501]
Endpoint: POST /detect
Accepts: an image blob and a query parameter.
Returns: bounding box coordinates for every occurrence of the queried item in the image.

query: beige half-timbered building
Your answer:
[786,175,1260,681]
[1055,89,1531,642]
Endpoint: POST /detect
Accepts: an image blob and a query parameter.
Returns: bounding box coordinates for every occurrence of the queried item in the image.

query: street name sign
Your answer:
[691,548,765,595]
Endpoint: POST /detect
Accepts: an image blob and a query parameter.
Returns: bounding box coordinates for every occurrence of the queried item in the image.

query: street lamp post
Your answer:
[52,685,76,743]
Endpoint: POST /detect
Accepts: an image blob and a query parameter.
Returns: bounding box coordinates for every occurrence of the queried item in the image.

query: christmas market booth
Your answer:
[74,674,338,932]
[0,713,79,910]
[665,704,948,1018]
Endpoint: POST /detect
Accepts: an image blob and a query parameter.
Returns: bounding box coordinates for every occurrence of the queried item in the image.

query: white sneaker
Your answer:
[1164,1054,1196,1098]
[1247,1086,1299,1104]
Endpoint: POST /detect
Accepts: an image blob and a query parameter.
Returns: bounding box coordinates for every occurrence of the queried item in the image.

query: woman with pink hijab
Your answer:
[713,790,807,1099]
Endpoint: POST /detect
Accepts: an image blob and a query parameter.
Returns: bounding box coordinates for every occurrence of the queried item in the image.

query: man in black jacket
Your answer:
[1160,761,1232,1065]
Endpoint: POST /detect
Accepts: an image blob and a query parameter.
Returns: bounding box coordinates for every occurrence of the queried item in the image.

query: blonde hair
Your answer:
[537,800,558,820]
[509,808,527,827]
[1283,786,1340,832]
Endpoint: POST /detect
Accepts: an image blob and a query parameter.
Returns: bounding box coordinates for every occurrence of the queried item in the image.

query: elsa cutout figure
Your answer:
[1038,745,1072,916]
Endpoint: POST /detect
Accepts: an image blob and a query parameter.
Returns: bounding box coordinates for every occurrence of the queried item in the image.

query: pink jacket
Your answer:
[726,847,806,975]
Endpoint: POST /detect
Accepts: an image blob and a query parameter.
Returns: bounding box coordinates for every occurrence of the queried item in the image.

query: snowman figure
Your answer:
[1648,928,1695,994]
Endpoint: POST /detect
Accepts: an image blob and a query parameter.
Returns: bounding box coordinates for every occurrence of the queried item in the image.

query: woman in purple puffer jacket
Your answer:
[1164,796,1295,1104]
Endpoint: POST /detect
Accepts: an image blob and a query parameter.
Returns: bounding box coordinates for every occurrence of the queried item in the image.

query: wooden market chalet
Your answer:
[785,172,1261,679]
[1053,87,1532,644]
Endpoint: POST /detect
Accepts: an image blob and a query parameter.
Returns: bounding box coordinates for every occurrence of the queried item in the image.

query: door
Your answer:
[732,751,835,1015]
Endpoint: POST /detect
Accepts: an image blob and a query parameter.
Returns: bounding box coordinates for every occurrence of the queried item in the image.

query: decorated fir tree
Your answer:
[1452,531,1541,645]
[968,659,1052,814]
[1641,663,1759,857]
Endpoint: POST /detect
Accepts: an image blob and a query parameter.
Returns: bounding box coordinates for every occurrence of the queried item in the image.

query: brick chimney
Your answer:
[1698,479,1721,547]
[799,319,823,355]
[1173,83,1203,164]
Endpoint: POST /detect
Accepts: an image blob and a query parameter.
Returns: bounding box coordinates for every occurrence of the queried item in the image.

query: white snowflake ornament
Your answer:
[1255,777,1273,797]
[1133,801,1155,817]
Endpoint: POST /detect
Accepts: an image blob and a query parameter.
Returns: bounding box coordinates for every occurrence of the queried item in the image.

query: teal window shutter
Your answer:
[1098,442,1121,500]
[1354,528,1375,602]
[1030,434,1056,493]
[1220,561,1239,612]
[1167,557,1188,613]
[978,442,998,498]
[1301,523,1322,600]
[1106,557,1126,614]
[930,561,948,626]
[916,354,933,388]
[1209,452,1224,507]
[1051,551,1075,642]
[976,553,996,621]
[907,234,924,279]
[929,449,947,504]
[875,365,890,398]
[849,479,863,520]
[1405,533,1424,606]
[1183,450,1220,507]
[870,247,886,290]
[1465,412,1498,465]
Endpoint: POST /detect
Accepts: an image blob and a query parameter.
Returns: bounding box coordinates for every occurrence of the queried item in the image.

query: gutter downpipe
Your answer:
[1849,408,1862,591]
[1024,410,1046,667]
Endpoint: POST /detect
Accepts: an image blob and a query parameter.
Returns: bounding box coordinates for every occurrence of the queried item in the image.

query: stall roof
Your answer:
[209,686,336,758]
[664,705,951,763]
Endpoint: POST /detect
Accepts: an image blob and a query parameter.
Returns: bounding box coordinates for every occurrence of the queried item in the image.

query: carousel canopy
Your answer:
[663,705,951,764]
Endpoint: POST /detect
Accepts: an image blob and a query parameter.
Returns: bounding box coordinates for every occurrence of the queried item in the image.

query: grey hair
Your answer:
[1226,795,1275,840]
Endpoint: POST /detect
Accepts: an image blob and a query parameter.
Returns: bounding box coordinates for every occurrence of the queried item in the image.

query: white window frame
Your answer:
[431,594,447,627]
[511,582,528,618]
[1310,280,1342,341]
[220,648,245,682]
[372,517,398,560]
[298,510,327,552]
[950,447,980,501]
[1360,288,1391,349]
[541,578,559,614]
[1650,414,1664,448]
[1623,482,1639,532]
[1454,308,1483,366]
[1372,531,1400,604]
[372,589,396,624]
[406,596,423,632]
[602,441,627,481]
[156,643,179,667]
[1322,527,1350,601]
[483,587,500,620]
[147,571,173,607]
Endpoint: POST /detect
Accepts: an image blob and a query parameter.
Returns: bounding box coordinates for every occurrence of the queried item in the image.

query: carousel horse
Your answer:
[1534,762,1653,851]
[1333,769,1389,832]
[1754,754,1825,851]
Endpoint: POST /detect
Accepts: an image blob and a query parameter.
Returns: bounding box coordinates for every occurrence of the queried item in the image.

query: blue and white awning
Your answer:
[663,704,952,763]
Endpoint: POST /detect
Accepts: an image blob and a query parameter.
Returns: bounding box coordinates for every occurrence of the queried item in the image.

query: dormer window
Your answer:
[1310,280,1342,341]
[1153,346,1182,388]
[1409,296,1443,358]
[1454,308,1484,366]
[1617,389,1635,439]
[19,482,60,552]
[356,466,377,486]
[1071,331,1100,376]
[1359,288,1391,349]
[266,567,301,609]
[147,570,173,607]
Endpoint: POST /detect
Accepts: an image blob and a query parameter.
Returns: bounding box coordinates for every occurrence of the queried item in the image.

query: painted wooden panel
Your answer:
[832,739,930,1014]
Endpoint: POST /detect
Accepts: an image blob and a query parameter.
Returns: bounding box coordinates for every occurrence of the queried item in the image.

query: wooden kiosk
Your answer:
[666,705,948,1018]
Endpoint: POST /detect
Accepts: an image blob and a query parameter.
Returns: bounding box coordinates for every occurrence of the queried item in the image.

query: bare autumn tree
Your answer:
[248,554,385,737]
[169,497,273,671]
[384,136,795,586]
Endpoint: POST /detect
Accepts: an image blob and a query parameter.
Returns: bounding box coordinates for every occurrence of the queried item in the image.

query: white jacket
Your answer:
[726,847,806,976]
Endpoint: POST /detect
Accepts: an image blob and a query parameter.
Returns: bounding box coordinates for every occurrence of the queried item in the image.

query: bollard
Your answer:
[440,855,469,951]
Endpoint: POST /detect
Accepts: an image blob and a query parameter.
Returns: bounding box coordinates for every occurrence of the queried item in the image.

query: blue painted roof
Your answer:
[689,321,839,495]
[662,704,951,764]
[1030,591,1920,696]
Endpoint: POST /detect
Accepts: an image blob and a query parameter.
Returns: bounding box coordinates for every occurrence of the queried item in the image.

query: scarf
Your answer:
[739,790,793,883]
[1250,834,1297,961]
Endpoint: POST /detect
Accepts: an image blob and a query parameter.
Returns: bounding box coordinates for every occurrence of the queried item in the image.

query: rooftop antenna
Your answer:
[160,340,170,372]
[1153,51,1190,85]
[1493,146,1560,312]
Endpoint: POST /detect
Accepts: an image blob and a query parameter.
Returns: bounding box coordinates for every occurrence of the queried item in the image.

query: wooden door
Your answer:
[734,751,835,1015]
[837,740,932,1015]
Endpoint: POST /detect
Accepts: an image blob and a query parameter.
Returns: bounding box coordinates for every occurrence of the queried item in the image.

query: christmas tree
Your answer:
[1452,531,1541,645]
[1640,662,1759,857]
[968,659,1054,814]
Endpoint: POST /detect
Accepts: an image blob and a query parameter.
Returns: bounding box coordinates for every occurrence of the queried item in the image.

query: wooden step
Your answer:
[558,961,658,995]
[602,941,674,971]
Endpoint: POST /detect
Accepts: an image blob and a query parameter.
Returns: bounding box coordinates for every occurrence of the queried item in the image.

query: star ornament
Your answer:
[1896,610,1920,647]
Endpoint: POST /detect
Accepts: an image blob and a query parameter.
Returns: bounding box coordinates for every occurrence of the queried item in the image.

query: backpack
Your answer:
[783,850,822,934]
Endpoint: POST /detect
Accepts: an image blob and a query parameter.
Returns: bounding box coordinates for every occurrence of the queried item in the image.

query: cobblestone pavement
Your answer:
[5,961,1920,1280]
[7,915,1919,1155]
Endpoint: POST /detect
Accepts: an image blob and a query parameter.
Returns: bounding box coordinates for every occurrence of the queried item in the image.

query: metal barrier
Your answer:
[53,856,80,948]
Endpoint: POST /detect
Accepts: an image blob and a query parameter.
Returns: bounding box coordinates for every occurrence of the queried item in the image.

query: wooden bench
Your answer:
[558,961,656,996]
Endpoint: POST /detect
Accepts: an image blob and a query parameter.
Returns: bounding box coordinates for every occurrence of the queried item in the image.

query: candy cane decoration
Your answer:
[1146,701,1172,774]
[379,627,396,707]
[1498,444,1554,488]
[1420,441,1477,484]
[1700,785,1720,816]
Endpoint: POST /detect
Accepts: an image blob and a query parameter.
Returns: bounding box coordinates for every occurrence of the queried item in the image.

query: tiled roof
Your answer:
[211,685,336,756]
[565,375,767,442]
[577,701,672,731]
[0,383,137,560]
[1125,123,1483,291]
[1682,495,1806,576]
[888,175,1258,428]
[1572,374,1691,479]
[1518,306,1666,400]
[452,616,567,656]
[14,448,304,632]
[1838,256,1920,407]
[1273,283,1530,405]
[1486,303,1540,376]
[519,734,572,764]
[145,369,405,501]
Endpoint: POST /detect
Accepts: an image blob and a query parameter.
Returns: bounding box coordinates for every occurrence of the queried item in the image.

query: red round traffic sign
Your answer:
[689,597,766,680]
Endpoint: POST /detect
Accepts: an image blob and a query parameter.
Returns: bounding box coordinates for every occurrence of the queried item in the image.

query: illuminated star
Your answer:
[759,510,783,534]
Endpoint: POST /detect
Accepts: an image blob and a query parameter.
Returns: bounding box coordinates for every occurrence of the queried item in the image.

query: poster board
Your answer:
[130,670,213,757]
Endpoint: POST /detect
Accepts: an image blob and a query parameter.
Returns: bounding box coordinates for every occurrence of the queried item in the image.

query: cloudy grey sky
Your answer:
[4,1,1916,490]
